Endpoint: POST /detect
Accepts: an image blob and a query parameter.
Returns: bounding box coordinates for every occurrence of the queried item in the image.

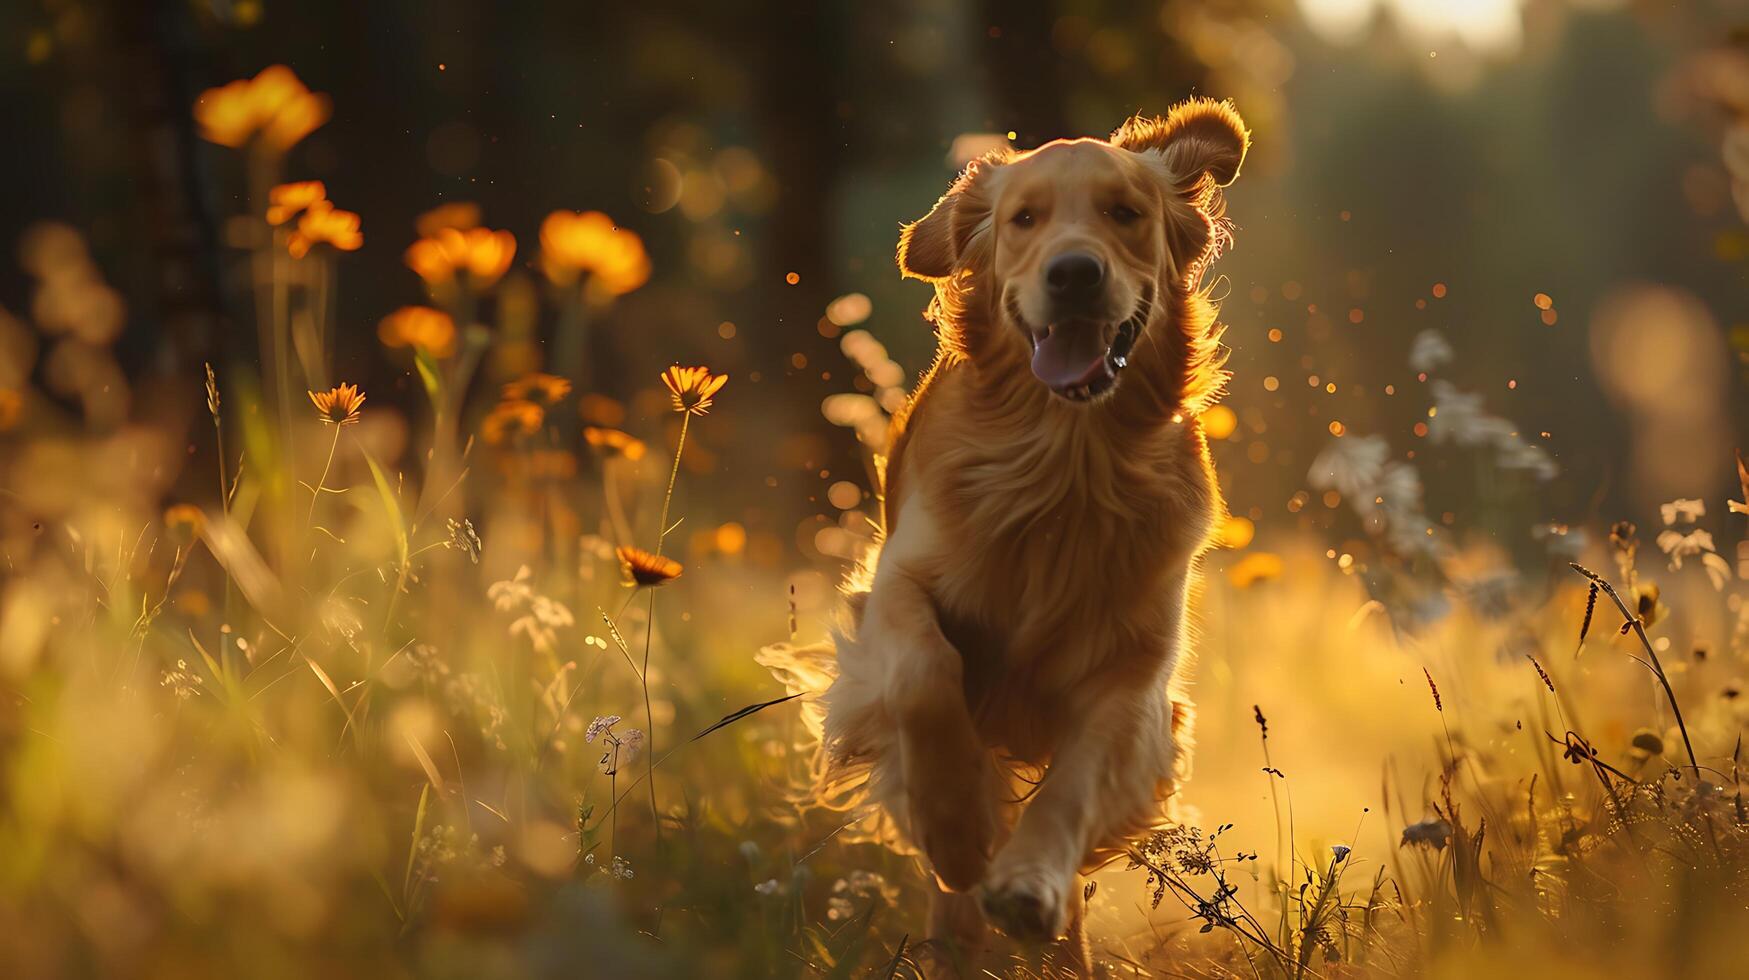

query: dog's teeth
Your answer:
[1113,354,1127,369]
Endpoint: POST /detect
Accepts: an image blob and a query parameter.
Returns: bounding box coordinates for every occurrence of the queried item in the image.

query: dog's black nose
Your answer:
[1045,252,1105,305]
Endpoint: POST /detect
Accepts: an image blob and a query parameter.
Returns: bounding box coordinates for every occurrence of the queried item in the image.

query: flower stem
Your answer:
[655,413,690,560]
[639,411,691,842]
[307,423,342,534]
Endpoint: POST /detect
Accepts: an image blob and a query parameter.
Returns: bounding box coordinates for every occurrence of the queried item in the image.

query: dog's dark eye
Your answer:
[1109,205,1142,225]
[1010,209,1034,229]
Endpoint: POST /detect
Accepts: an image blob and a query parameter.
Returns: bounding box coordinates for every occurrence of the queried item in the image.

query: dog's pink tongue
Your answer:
[1030,327,1108,389]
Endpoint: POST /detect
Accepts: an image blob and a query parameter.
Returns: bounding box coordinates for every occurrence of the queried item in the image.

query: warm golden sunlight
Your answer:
[1,2,1746,977]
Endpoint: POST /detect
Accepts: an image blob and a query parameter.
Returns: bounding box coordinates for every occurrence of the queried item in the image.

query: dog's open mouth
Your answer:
[1022,289,1151,402]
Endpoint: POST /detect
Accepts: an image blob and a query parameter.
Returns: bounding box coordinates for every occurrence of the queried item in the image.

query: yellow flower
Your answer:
[1227,552,1284,589]
[415,201,482,238]
[377,306,457,358]
[164,504,207,543]
[0,388,20,431]
[539,211,650,297]
[262,90,329,151]
[481,399,544,445]
[192,79,257,148]
[616,545,682,587]
[288,200,363,258]
[405,227,516,289]
[583,426,646,461]
[247,66,310,131]
[309,382,365,425]
[266,181,327,224]
[193,65,329,151]
[660,365,727,416]
[176,589,212,618]
[502,372,572,406]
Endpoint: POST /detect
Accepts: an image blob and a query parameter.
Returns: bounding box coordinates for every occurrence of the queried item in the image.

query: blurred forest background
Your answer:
[3,0,1745,539]
[5,0,1749,977]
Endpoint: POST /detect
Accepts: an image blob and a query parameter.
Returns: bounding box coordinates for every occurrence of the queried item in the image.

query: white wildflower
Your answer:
[487,565,535,611]
[1702,552,1733,590]
[1660,498,1707,526]
[585,715,621,743]
[1656,528,1716,570]
[1375,461,1423,513]
[1493,435,1558,481]
[1407,329,1453,373]
[1427,381,1513,448]
[1308,434,1390,501]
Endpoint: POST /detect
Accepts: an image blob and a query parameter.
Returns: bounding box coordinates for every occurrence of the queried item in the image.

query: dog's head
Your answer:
[898,99,1248,406]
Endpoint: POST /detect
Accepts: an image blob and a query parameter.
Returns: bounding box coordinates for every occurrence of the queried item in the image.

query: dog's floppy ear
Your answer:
[1114,99,1249,284]
[896,192,959,281]
[897,152,1006,281]
[1111,98,1249,191]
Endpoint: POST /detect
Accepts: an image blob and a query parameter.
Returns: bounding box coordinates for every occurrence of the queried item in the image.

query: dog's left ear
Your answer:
[1111,98,1250,192]
[897,152,1007,281]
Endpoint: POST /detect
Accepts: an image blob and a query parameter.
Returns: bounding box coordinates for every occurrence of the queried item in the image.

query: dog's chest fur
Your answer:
[888,363,1217,751]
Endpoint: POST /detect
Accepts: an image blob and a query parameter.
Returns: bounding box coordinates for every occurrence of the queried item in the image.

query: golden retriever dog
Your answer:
[763,98,1248,972]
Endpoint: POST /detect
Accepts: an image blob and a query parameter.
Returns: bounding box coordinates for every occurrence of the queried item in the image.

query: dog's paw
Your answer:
[978,864,1069,942]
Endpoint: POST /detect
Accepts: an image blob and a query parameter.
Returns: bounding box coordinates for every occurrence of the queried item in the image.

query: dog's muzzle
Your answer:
[1020,286,1151,403]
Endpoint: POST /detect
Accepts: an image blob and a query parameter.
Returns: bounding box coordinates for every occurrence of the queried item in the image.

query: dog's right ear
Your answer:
[897,153,1006,281]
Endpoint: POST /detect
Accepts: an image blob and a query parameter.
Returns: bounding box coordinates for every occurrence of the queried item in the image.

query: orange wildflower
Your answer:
[1227,552,1284,589]
[583,426,647,461]
[288,200,363,258]
[377,306,457,358]
[415,202,482,238]
[660,365,727,416]
[481,399,545,445]
[539,211,650,298]
[616,545,681,587]
[405,227,516,288]
[193,65,330,151]
[266,181,327,225]
[193,79,257,148]
[164,504,207,543]
[502,372,572,405]
[309,382,365,425]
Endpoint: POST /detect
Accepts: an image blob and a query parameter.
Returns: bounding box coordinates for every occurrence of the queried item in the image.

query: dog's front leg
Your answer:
[979,678,1174,944]
[979,581,1188,945]
[863,564,995,892]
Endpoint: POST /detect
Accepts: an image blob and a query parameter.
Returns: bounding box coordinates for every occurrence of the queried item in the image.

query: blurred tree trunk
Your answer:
[752,0,841,326]
[743,0,852,478]
[978,0,1067,144]
[106,0,230,374]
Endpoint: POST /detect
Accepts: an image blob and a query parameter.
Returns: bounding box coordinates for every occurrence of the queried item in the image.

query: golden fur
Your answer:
[760,98,1249,969]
